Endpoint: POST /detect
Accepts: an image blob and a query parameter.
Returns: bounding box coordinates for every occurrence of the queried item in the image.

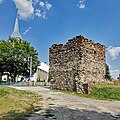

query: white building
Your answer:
[37,62,49,81]
[31,62,49,82]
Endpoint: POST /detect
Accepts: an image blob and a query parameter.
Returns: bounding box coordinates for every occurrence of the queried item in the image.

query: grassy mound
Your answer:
[90,84,120,100]
[0,86,41,120]
[58,84,120,101]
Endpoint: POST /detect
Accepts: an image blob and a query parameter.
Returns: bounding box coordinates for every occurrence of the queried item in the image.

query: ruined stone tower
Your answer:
[49,35,106,93]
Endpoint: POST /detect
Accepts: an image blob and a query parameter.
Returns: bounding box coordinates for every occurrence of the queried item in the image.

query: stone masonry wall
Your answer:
[49,35,106,93]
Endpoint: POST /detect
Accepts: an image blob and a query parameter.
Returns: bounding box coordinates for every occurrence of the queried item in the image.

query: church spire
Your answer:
[11,16,22,39]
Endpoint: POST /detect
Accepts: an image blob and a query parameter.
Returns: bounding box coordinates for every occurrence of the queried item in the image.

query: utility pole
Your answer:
[30,56,32,80]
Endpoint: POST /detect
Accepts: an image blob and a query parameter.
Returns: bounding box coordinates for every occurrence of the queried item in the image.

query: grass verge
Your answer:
[89,84,120,100]
[53,84,120,101]
[0,86,41,120]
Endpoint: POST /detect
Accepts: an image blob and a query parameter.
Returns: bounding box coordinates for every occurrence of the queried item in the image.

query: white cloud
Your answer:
[35,9,46,18]
[107,63,111,69]
[78,0,86,9]
[35,9,42,17]
[33,0,39,5]
[13,0,34,20]
[13,0,52,20]
[39,1,45,7]
[79,3,85,9]
[38,1,52,10]
[42,11,47,19]
[108,46,120,60]
[45,1,52,10]
[35,1,52,19]
[110,70,120,79]
[0,0,3,4]
[23,27,31,35]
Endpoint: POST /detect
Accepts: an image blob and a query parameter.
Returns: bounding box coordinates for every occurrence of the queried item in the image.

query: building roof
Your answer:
[38,62,49,72]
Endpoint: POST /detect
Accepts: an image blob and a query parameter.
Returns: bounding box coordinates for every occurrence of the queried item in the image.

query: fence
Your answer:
[0,81,50,86]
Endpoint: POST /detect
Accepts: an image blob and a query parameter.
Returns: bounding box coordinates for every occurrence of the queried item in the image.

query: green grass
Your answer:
[89,84,120,100]
[54,84,120,101]
[0,86,41,120]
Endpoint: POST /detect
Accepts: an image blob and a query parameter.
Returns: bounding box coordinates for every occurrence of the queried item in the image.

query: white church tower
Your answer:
[11,16,22,39]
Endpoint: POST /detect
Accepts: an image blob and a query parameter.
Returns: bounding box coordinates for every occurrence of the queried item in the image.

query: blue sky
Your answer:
[0,0,120,78]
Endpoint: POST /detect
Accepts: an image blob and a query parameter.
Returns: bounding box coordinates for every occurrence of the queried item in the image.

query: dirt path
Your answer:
[11,86,120,120]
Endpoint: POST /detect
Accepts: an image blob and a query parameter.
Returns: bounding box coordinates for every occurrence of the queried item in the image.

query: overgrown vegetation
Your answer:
[0,86,41,120]
[56,84,120,101]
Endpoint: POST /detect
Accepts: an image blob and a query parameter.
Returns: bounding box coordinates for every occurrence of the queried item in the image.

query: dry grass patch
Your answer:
[0,86,42,120]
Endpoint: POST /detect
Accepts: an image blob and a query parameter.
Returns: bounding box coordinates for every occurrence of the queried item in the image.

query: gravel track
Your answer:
[11,86,120,120]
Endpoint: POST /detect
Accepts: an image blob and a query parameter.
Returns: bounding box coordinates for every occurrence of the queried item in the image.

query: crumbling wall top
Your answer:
[50,35,105,51]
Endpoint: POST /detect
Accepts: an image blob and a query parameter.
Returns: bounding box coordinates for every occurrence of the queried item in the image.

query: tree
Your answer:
[0,37,40,81]
[104,64,112,80]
